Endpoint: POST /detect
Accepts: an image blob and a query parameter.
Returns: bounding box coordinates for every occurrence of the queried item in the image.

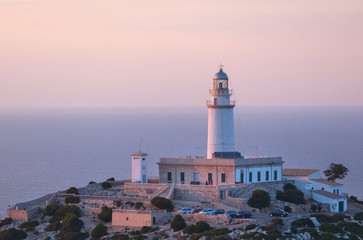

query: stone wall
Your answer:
[172,213,230,225]
[112,210,170,227]
[7,206,40,221]
[174,187,219,202]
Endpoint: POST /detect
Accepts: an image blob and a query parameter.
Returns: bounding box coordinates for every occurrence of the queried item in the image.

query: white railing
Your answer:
[167,184,175,199]
[148,184,168,199]
[209,89,233,95]
[206,100,235,106]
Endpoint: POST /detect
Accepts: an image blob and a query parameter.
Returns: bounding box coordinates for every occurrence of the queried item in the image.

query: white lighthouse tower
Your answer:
[207,66,235,159]
[131,153,148,183]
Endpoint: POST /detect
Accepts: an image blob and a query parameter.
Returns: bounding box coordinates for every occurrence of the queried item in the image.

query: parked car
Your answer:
[209,209,225,215]
[177,207,193,214]
[269,209,289,217]
[224,210,237,218]
[187,208,203,214]
[235,211,253,218]
[199,208,214,215]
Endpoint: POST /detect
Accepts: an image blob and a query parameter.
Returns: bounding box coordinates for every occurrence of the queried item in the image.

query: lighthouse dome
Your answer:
[213,68,228,80]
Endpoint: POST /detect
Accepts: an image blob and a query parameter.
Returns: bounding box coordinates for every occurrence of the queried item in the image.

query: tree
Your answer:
[170,215,186,231]
[247,190,271,209]
[91,223,108,240]
[323,163,349,181]
[151,197,173,211]
[98,206,112,222]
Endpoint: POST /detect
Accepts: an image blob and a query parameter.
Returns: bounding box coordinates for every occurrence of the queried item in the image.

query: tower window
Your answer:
[266,171,269,181]
[274,170,278,180]
[249,172,253,182]
[240,172,244,183]
[167,172,172,182]
[221,173,226,183]
[257,172,261,182]
[208,173,212,182]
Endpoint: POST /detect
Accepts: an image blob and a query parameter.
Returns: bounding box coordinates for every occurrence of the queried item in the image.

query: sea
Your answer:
[1,106,362,218]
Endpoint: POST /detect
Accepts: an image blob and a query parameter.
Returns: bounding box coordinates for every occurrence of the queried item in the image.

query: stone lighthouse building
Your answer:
[158,66,283,185]
[207,66,235,159]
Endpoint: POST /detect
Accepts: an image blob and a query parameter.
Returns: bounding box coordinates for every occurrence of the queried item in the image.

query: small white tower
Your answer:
[207,66,235,159]
[131,153,148,183]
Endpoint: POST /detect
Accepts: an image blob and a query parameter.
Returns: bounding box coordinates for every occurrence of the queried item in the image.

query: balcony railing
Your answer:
[206,100,235,108]
[209,89,232,95]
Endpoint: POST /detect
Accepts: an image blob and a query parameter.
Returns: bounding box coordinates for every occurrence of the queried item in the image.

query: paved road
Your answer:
[250,212,311,221]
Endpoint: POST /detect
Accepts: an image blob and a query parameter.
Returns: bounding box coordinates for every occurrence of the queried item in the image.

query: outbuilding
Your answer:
[311,190,347,213]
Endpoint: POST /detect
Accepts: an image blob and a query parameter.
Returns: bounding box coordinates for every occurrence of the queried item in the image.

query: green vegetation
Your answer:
[245,224,257,231]
[271,218,284,226]
[111,234,129,240]
[135,202,144,210]
[125,201,135,207]
[151,197,173,211]
[291,218,314,228]
[65,196,81,204]
[131,235,147,240]
[45,204,60,216]
[59,213,84,233]
[354,212,363,221]
[189,228,230,240]
[107,177,115,181]
[98,206,112,222]
[310,204,318,212]
[140,226,158,234]
[319,223,342,234]
[311,213,345,224]
[170,215,186,231]
[247,190,271,209]
[102,181,112,189]
[56,231,89,240]
[66,187,79,194]
[45,222,60,231]
[276,184,305,204]
[19,220,39,231]
[284,205,292,213]
[0,218,13,227]
[349,195,363,205]
[91,223,108,240]
[194,221,212,233]
[114,200,121,208]
[183,224,195,234]
[89,181,96,185]
[50,205,81,223]
[0,228,27,240]
[323,162,349,181]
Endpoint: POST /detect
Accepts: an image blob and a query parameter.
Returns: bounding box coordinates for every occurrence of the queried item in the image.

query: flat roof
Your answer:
[310,179,343,186]
[283,169,319,176]
[312,190,345,199]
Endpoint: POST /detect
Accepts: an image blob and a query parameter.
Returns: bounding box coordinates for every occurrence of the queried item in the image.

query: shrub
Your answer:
[59,213,84,233]
[183,224,195,234]
[89,181,96,185]
[337,221,363,234]
[50,205,81,223]
[66,187,79,194]
[114,200,121,208]
[247,190,270,209]
[102,181,112,189]
[45,204,60,216]
[354,212,363,221]
[131,235,147,240]
[129,230,141,236]
[125,201,135,207]
[0,218,13,227]
[107,177,115,181]
[98,206,112,222]
[170,215,186,231]
[319,233,338,240]
[266,227,282,239]
[0,228,27,240]
[319,223,341,233]
[140,226,158,234]
[19,220,39,231]
[65,196,80,204]
[194,221,211,233]
[279,189,305,204]
[91,223,108,240]
[211,235,232,240]
[151,197,173,211]
[45,222,60,231]
[245,223,257,231]
[311,213,344,224]
[111,234,129,240]
[271,218,284,226]
[333,213,345,222]
[310,204,318,212]
[291,218,314,228]
[135,202,144,210]
[56,231,88,240]
[283,183,297,191]
[44,237,51,240]
[208,228,231,235]
[284,206,292,213]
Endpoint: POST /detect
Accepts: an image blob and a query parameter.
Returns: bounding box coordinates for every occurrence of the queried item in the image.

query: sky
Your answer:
[1,0,362,107]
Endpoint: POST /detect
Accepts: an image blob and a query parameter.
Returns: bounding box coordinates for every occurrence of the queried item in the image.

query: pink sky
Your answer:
[1,0,362,107]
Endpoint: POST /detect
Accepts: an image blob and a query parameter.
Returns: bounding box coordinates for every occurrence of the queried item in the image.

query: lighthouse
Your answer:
[207,66,235,159]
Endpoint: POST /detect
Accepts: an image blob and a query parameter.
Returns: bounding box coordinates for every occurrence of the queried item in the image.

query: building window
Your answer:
[257,172,261,182]
[337,189,339,195]
[266,171,269,181]
[221,173,226,183]
[240,172,244,183]
[126,217,129,221]
[142,158,146,161]
[208,173,213,182]
[180,172,184,182]
[249,172,252,182]
[274,170,278,180]
[167,172,172,182]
